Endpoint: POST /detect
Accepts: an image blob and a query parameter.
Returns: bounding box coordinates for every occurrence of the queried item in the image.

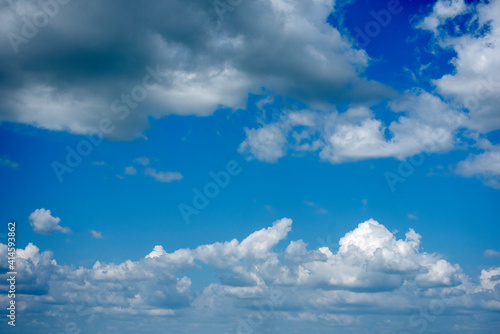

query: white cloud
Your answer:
[0,217,499,333]
[145,168,183,183]
[239,124,288,163]
[29,208,71,234]
[240,91,466,164]
[455,146,500,188]
[417,0,468,33]
[420,0,500,133]
[484,249,500,258]
[480,267,500,290]
[124,166,137,175]
[90,230,104,239]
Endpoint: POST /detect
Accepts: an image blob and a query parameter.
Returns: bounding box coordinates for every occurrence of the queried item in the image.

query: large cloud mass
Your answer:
[0,0,391,139]
[1,218,499,333]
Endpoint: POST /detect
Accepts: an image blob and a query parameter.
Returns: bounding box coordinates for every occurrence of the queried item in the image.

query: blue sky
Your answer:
[1,0,500,333]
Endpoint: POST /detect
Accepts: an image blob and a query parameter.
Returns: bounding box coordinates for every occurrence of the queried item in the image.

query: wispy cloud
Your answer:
[134,157,150,166]
[90,230,104,239]
[0,156,18,169]
[145,168,183,183]
[484,249,500,258]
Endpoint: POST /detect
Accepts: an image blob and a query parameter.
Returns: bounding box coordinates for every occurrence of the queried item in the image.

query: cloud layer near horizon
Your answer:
[1,218,499,333]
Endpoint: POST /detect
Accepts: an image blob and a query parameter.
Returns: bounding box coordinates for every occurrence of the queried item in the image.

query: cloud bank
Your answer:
[1,218,499,333]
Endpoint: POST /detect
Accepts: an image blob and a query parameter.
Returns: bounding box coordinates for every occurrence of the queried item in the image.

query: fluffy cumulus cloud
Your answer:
[421,0,500,134]
[239,91,467,163]
[416,0,468,33]
[456,145,500,188]
[413,0,500,189]
[28,208,71,234]
[237,0,500,191]
[0,0,391,139]
[1,218,499,333]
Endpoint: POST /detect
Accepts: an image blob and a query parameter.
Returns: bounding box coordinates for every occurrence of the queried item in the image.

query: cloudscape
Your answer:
[0,0,499,333]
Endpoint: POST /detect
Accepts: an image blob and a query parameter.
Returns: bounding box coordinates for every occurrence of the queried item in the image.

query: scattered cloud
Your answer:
[421,0,500,134]
[315,207,328,215]
[124,166,137,175]
[303,200,328,214]
[0,156,18,169]
[90,230,104,239]
[239,92,465,164]
[264,204,276,215]
[484,249,500,258]
[416,0,468,33]
[134,157,150,166]
[455,144,500,188]
[408,213,418,220]
[29,208,71,234]
[145,168,183,183]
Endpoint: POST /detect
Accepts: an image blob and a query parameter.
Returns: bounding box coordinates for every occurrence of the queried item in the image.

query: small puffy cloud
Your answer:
[29,208,71,234]
[408,213,418,219]
[239,124,288,163]
[145,168,183,183]
[124,166,137,175]
[90,230,104,239]
[484,249,500,258]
